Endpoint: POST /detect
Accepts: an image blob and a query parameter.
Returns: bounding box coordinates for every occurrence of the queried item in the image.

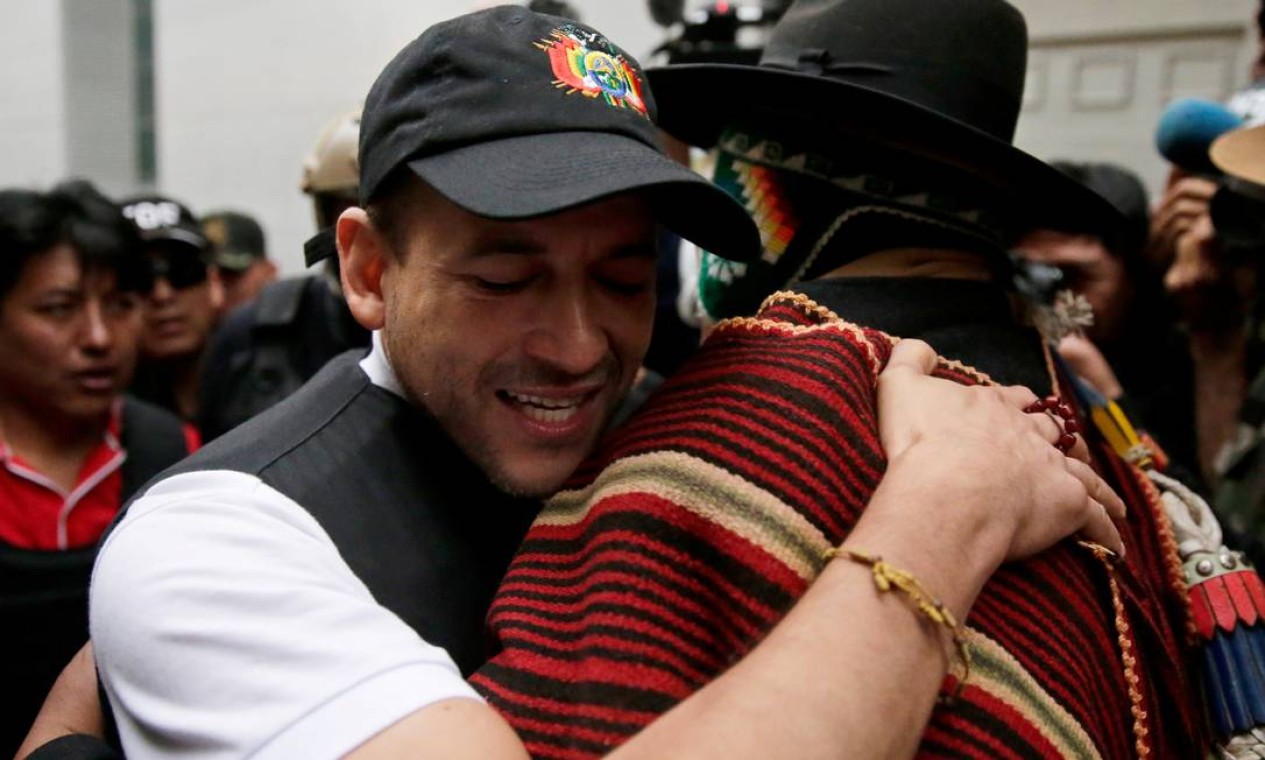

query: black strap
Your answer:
[118,397,191,502]
[303,227,337,268]
[21,734,122,760]
[237,277,315,408]
[254,276,308,327]
[97,663,122,756]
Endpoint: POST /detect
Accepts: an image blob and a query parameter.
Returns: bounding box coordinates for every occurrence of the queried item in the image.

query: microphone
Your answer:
[1155,98,1245,175]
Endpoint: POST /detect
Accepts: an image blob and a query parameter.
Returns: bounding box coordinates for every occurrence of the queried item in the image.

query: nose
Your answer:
[149,275,174,304]
[81,300,114,354]
[523,287,610,377]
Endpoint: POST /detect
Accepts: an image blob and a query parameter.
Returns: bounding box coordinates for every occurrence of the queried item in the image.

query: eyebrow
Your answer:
[463,238,658,260]
[609,242,658,260]
[465,239,546,258]
[36,287,84,299]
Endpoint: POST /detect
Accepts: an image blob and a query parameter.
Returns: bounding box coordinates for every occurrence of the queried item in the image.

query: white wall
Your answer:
[154,0,664,275]
[0,2,67,189]
[3,0,1260,266]
[64,0,140,198]
[1012,0,1258,196]
[1011,0,1254,41]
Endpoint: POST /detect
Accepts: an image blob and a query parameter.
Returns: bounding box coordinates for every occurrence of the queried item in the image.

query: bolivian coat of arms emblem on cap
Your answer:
[535,25,648,116]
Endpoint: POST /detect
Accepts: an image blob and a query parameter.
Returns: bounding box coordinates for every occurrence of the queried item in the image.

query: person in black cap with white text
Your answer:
[21,6,1124,759]
[122,195,222,424]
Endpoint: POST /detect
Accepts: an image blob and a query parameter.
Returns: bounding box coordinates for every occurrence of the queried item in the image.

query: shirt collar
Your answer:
[358,330,406,399]
[0,400,124,463]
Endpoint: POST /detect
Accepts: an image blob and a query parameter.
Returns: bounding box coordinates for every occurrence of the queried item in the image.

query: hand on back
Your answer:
[873,339,1125,566]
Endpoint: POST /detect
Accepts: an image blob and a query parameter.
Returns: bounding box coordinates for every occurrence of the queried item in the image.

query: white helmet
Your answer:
[301,107,360,199]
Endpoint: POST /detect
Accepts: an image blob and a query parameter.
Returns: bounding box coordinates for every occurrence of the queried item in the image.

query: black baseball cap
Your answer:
[202,210,267,271]
[354,5,760,263]
[121,195,209,253]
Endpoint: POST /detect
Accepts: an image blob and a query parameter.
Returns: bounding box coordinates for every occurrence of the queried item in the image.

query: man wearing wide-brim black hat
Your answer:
[470,0,1214,757]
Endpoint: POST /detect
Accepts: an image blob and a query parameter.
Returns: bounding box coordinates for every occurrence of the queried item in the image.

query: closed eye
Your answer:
[471,276,530,295]
[36,300,81,319]
[599,278,652,296]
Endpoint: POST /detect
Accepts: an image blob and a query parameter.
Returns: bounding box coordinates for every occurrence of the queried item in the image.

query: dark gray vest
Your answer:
[150,351,540,675]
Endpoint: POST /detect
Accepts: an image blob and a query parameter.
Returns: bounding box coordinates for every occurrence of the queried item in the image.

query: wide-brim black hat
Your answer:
[646,0,1121,237]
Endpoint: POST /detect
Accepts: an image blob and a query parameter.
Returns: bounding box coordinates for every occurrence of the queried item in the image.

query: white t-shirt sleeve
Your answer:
[91,470,481,760]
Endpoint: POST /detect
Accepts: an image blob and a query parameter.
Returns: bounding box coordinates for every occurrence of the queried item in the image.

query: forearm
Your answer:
[16,644,105,759]
[1189,328,1247,482]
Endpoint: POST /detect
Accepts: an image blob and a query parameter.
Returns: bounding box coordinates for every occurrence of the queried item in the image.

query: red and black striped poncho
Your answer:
[470,291,1208,758]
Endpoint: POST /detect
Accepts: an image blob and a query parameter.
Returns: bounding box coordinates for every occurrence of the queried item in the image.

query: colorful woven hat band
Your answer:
[698,126,1012,320]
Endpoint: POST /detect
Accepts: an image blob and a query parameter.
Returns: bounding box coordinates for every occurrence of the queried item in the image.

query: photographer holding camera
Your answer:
[1177,124,1265,565]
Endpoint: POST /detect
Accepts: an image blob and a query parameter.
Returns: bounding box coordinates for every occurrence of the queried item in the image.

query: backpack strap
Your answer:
[253,276,308,328]
[118,397,191,501]
[243,277,315,404]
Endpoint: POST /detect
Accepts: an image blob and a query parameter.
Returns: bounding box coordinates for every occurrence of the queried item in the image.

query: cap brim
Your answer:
[213,251,261,271]
[141,228,209,251]
[646,63,1123,236]
[1212,124,1265,186]
[406,131,762,262]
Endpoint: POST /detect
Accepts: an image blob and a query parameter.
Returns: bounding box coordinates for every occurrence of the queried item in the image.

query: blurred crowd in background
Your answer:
[10,0,1265,755]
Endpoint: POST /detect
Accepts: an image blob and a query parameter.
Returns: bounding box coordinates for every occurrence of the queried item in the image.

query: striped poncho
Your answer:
[470,291,1207,758]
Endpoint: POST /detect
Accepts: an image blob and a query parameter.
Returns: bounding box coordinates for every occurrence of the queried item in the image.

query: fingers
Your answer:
[875,340,944,459]
[1022,402,1062,440]
[1154,197,1210,238]
[1165,223,1220,294]
[883,339,937,377]
[1056,335,1124,400]
[1023,408,1090,463]
[1065,458,1127,558]
[1148,177,1216,270]
[1004,387,1126,556]
[1067,458,1126,522]
[1065,429,1091,464]
[996,384,1093,465]
[993,383,1040,411]
[1077,499,1126,559]
[1153,177,1216,223]
[877,366,1129,566]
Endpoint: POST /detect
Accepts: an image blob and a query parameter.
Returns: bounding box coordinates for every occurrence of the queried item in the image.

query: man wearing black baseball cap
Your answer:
[122,194,223,423]
[201,210,276,314]
[463,0,1210,756]
[32,6,1122,759]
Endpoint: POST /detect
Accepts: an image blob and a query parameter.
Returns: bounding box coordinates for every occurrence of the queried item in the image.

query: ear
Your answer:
[337,207,388,331]
[206,265,225,312]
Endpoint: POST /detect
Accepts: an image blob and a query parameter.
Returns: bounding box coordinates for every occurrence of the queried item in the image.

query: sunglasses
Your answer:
[148,252,209,290]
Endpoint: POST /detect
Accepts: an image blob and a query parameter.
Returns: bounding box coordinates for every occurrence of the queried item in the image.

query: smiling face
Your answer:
[0,244,143,428]
[354,183,658,498]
